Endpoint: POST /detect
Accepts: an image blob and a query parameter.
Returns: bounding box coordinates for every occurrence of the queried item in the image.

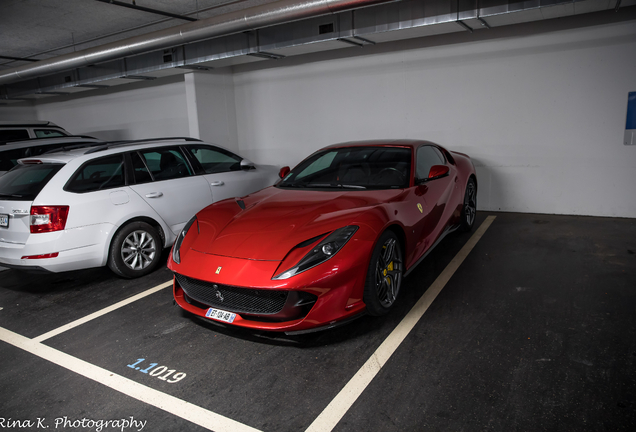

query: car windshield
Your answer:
[0,163,64,201]
[278,146,411,190]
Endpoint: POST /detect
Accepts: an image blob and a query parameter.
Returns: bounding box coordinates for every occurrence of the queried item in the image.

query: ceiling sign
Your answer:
[625,91,636,146]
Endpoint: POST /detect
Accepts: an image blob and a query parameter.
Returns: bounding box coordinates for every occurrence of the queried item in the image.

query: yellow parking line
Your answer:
[33,280,173,343]
[305,215,496,432]
[0,326,261,432]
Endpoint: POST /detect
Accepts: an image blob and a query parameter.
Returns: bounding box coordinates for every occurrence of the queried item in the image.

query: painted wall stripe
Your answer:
[305,215,496,432]
[33,280,173,343]
[0,326,261,432]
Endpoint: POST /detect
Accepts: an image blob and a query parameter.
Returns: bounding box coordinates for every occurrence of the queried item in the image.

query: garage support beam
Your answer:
[95,0,198,22]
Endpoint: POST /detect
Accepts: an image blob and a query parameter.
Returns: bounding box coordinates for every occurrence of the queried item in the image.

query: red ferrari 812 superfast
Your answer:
[168,140,477,334]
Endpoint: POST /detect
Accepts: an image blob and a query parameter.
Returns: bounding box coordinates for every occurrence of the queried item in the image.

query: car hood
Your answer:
[190,186,403,261]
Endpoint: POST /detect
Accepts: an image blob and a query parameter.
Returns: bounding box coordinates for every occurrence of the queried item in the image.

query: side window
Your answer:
[0,129,30,143]
[416,146,445,180]
[185,145,242,174]
[0,148,27,171]
[139,147,192,181]
[65,155,125,193]
[130,152,153,184]
[34,129,67,138]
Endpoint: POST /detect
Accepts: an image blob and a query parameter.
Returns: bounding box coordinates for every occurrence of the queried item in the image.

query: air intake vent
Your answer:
[319,23,334,34]
[176,273,288,315]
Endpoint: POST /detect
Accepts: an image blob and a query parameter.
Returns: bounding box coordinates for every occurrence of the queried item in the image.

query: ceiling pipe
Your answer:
[0,0,396,86]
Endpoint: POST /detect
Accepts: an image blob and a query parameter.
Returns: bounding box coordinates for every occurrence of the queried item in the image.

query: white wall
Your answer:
[5,13,634,218]
[184,70,239,153]
[0,104,37,120]
[233,18,636,218]
[35,75,190,140]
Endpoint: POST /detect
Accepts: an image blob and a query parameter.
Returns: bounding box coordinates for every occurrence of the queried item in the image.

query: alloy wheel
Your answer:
[121,230,157,271]
[464,181,477,227]
[374,237,403,308]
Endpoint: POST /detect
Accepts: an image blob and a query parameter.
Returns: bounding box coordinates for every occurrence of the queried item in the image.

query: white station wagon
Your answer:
[0,138,279,278]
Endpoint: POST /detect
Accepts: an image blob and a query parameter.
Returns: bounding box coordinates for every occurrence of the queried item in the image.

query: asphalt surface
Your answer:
[0,212,634,431]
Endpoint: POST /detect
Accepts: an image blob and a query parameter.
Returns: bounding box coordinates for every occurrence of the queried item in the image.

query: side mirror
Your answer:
[428,165,449,180]
[279,166,290,179]
[240,158,255,170]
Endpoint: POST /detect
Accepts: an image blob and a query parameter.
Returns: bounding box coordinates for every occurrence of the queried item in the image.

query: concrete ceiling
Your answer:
[1,0,634,102]
[0,0,277,65]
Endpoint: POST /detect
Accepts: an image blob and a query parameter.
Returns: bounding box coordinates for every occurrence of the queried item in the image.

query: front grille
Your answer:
[175,273,288,315]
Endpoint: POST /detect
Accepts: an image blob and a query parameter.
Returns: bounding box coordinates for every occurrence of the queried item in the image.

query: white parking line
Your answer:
[305,215,496,432]
[33,280,173,343]
[0,326,262,432]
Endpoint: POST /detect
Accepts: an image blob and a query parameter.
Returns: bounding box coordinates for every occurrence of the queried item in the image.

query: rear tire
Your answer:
[108,221,162,278]
[363,230,404,316]
[460,178,477,232]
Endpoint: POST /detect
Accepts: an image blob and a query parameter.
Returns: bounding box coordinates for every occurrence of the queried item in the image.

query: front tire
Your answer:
[363,230,404,316]
[460,177,477,232]
[108,221,162,278]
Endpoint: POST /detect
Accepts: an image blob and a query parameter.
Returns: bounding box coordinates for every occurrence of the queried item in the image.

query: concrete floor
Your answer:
[0,212,634,431]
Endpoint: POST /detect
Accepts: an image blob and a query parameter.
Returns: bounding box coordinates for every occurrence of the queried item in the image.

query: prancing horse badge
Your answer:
[417,203,423,213]
[216,266,222,274]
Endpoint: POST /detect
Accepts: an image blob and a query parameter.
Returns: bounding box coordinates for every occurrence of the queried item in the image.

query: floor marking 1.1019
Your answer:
[127,358,187,383]
[0,326,262,432]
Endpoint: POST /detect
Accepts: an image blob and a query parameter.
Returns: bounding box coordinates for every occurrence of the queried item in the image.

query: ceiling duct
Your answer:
[0,0,396,86]
[1,0,633,100]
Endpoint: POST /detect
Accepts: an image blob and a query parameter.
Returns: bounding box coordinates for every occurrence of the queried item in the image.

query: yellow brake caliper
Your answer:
[383,261,393,284]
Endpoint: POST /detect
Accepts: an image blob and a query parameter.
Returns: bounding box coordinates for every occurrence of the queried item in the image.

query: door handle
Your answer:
[210,181,224,186]
[145,192,163,198]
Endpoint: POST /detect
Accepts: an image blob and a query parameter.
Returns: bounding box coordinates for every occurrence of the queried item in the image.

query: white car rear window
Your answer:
[0,163,64,200]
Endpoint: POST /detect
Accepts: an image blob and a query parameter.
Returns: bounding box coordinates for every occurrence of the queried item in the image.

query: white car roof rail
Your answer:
[84,137,203,154]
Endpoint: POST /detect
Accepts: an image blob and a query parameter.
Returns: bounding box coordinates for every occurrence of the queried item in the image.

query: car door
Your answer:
[411,145,455,257]
[127,147,212,235]
[184,144,264,202]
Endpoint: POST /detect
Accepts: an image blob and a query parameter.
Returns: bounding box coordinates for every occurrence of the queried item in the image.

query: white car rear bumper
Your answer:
[0,223,112,273]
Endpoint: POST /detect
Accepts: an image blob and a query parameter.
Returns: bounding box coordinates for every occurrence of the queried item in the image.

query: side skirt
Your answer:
[403,224,459,278]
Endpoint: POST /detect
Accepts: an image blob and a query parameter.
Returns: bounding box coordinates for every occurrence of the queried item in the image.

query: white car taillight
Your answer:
[30,206,70,233]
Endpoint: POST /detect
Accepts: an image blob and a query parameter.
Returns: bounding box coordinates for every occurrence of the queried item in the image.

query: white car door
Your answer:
[127,147,213,235]
[184,144,270,201]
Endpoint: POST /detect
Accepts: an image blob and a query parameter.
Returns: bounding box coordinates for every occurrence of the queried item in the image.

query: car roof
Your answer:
[16,137,207,165]
[0,136,101,150]
[0,120,63,127]
[321,139,440,150]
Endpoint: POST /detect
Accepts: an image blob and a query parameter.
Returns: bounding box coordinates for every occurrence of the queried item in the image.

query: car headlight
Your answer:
[172,215,198,264]
[272,225,358,280]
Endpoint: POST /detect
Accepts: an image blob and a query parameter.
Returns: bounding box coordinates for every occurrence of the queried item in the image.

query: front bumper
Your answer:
[169,242,372,333]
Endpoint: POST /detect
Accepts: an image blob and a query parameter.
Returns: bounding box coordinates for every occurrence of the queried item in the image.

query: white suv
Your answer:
[0,138,279,278]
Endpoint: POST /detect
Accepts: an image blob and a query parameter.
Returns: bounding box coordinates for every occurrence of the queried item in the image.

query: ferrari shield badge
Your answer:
[417,203,423,213]
[215,266,222,274]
